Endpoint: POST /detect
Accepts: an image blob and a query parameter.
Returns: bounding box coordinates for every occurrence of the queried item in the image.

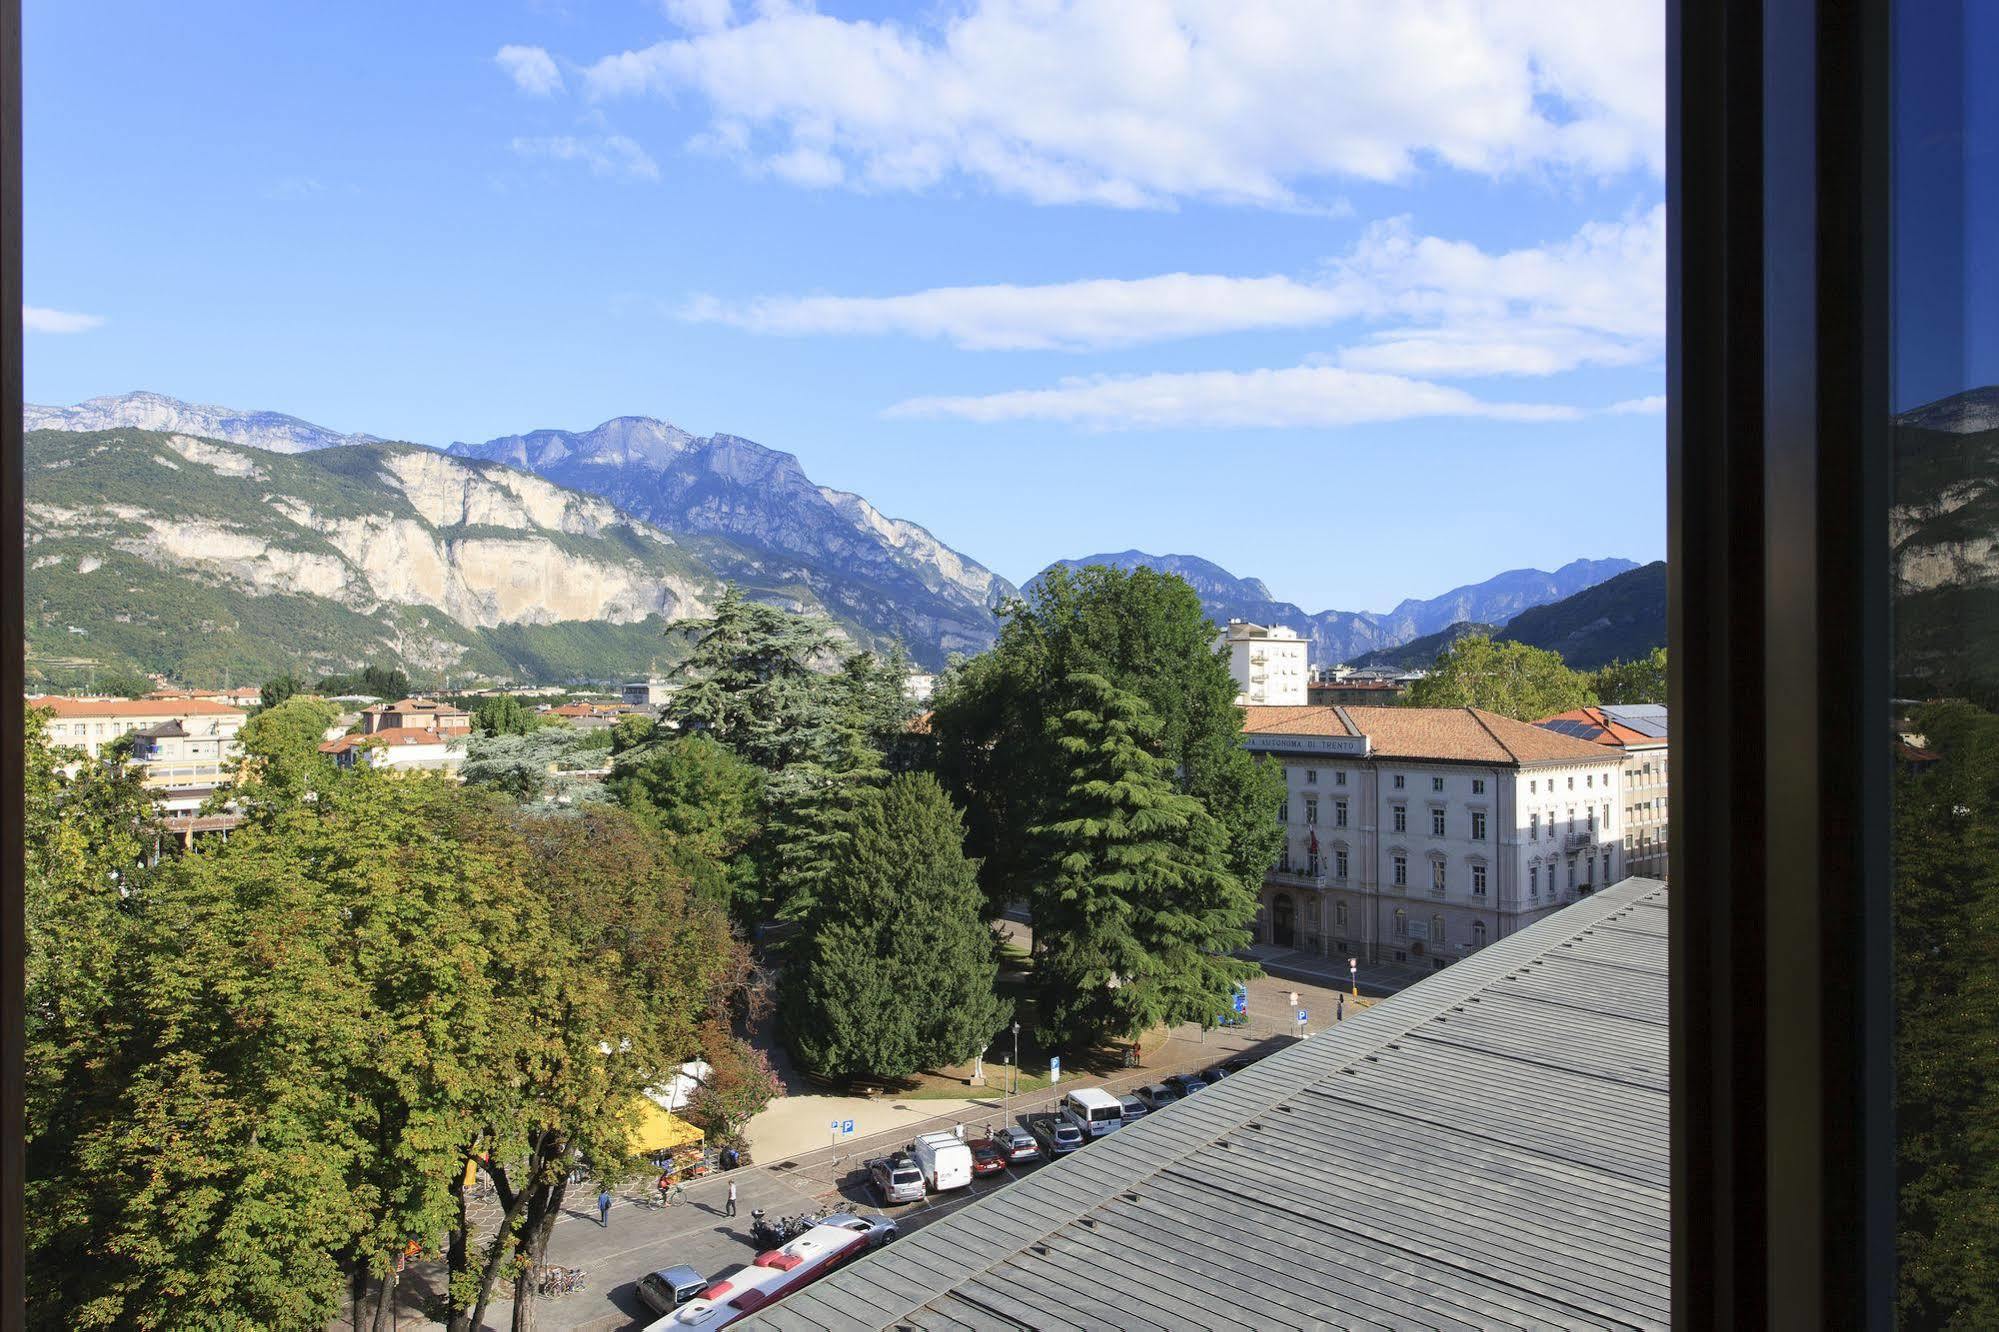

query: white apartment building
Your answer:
[1241,704,1628,968]
[1535,704,1671,880]
[1219,621,1310,706]
[318,726,465,773]
[623,679,676,709]
[32,696,246,761]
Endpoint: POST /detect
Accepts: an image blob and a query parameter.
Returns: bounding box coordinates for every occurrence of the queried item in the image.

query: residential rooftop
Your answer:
[1240,703,1621,767]
[747,877,1669,1332]
[31,696,247,719]
[1536,704,1671,748]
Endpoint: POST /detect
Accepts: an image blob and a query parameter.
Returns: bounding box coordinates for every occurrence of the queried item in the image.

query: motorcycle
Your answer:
[747,1209,786,1250]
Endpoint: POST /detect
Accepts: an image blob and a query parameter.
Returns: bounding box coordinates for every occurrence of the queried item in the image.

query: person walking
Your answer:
[726,1181,738,1218]
[1337,993,1345,1022]
[597,1188,613,1228]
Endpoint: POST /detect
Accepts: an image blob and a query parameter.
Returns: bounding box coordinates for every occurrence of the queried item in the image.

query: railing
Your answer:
[1267,868,1329,889]
[1565,831,1598,850]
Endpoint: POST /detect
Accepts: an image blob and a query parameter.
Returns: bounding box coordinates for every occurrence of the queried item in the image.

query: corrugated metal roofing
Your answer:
[745,878,1669,1332]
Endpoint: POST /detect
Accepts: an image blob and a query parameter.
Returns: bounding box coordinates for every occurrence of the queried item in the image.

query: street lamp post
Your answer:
[1011,1021,1021,1113]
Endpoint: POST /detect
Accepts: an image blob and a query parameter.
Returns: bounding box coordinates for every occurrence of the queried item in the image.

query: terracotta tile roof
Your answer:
[35,697,246,719]
[1240,704,1616,766]
[319,726,450,753]
[1534,706,1669,749]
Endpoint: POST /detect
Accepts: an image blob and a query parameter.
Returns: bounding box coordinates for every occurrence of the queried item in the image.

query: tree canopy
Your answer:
[782,773,1011,1079]
[929,563,1282,916]
[1404,634,1599,720]
[1027,675,1259,1050]
[1591,647,1668,705]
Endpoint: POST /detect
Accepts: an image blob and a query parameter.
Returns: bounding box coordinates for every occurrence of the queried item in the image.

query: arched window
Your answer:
[1431,914,1446,945]
[1472,920,1488,948]
[1393,908,1407,938]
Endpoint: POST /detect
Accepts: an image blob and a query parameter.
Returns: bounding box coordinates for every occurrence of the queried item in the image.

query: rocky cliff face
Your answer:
[451,418,1015,665]
[1891,386,1999,701]
[25,390,384,453]
[1032,551,1640,665]
[22,428,852,684]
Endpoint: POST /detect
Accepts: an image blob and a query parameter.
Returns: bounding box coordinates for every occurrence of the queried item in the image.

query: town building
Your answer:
[623,678,675,709]
[318,727,464,773]
[1240,704,1627,967]
[32,696,247,761]
[1217,620,1310,706]
[753,879,1669,1332]
[1306,678,1410,707]
[145,685,263,709]
[359,697,472,737]
[904,671,937,704]
[1534,704,1671,880]
[127,718,239,817]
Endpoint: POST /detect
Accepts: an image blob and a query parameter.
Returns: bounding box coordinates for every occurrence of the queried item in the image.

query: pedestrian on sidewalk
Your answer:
[1337,993,1345,1022]
[953,1123,964,1141]
[726,1181,738,1217]
[597,1188,612,1228]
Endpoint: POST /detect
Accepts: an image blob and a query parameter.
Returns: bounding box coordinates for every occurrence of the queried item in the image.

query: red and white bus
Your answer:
[643,1217,888,1330]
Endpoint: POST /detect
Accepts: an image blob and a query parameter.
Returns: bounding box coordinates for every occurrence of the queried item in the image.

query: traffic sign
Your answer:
[1049,1055,1062,1085]
[842,1119,854,1135]
[1297,1009,1309,1023]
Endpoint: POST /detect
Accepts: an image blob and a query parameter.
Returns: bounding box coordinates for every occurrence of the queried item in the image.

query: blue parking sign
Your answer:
[842,1119,854,1135]
[1297,1008,1308,1023]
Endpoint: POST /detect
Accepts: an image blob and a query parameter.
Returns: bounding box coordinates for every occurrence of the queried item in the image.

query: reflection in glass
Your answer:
[1892,1,1999,1322]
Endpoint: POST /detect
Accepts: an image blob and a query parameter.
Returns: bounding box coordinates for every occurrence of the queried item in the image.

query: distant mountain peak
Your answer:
[1031,550,1641,665]
[1896,385,1999,435]
[24,390,384,454]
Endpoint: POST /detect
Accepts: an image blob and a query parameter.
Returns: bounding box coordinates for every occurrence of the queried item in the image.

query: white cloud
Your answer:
[687,205,1664,375]
[582,0,1662,209]
[1608,394,1666,415]
[23,306,105,334]
[662,0,733,33]
[886,365,1582,430]
[497,44,565,96]
[511,134,660,182]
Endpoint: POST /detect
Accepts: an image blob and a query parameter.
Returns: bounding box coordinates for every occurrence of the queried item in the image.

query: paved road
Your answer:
[349,966,1381,1329]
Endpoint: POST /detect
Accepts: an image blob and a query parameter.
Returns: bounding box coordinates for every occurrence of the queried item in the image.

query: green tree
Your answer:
[929,564,1283,915]
[1894,701,1999,1326]
[679,1032,784,1145]
[461,727,609,806]
[92,667,156,699]
[782,774,1011,1079]
[259,673,303,712]
[610,733,765,918]
[472,694,545,736]
[1027,675,1259,1051]
[1592,647,1668,705]
[23,709,160,1323]
[229,694,342,811]
[1404,634,1599,720]
[666,585,842,773]
[315,664,410,701]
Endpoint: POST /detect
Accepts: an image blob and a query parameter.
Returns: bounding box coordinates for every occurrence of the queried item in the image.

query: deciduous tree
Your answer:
[1404,634,1598,720]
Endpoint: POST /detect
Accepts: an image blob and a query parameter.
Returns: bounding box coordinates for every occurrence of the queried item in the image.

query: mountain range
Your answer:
[1892,385,1999,704]
[24,389,1666,689]
[1031,551,1640,665]
[1345,561,1670,672]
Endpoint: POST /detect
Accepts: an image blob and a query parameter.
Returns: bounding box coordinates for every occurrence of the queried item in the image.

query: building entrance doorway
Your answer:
[1272,894,1296,948]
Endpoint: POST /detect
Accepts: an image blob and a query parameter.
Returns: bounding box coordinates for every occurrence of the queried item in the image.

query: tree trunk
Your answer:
[446,1171,470,1332]
[368,1265,395,1332]
[467,1142,543,1332]
[509,1173,569,1332]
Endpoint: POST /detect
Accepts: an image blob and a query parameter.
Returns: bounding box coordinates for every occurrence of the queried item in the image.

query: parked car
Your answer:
[1028,1114,1084,1156]
[910,1131,975,1191]
[1201,1065,1232,1083]
[637,1265,711,1315]
[1133,1083,1180,1111]
[993,1124,1042,1164]
[968,1138,1009,1176]
[1222,1055,1256,1075]
[1117,1094,1149,1124]
[1164,1072,1212,1097]
[866,1154,926,1205]
[820,1212,898,1249]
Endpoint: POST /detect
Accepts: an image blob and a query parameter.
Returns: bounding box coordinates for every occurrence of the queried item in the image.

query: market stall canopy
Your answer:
[629,1100,704,1154]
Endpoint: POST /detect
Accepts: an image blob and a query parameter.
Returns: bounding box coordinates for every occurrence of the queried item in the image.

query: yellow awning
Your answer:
[629,1101,704,1154]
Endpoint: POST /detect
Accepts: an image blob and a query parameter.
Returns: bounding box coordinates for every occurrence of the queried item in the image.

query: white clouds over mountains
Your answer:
[688,206,1665,378]
[578,0,1662,210]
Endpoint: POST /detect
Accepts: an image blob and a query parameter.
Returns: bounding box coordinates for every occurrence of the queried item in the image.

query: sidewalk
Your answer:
[1240,942,1436,995]
[743,1092,989,1162]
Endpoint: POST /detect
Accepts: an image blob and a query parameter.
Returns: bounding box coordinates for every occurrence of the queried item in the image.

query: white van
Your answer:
[1059,1087,1125,1139]
[910,1131,974,1191]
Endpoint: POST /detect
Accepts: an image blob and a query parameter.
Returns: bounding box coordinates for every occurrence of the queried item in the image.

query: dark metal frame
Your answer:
[1669,0,1895,1324]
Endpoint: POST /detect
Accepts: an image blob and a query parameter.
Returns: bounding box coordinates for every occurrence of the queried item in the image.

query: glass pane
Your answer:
[1892,2,1999,1324]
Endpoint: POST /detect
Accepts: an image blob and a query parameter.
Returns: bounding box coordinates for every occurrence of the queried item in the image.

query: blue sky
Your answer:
[23,1,1668,613]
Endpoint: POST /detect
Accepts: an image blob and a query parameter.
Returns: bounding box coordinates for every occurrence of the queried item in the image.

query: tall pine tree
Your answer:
[1029,674,1258,1051]
[782,774,1011,1080]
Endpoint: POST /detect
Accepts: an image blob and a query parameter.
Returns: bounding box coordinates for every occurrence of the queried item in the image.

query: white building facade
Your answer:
[1218,621,1310,706]
[1241,705,1628,969]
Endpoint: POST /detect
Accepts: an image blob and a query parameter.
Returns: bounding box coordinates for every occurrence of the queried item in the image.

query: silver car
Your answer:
[1117,1094,1149,1123]
[636,1264,710,1315]
[867,1154,926,1204]
[822,1212,898,1248]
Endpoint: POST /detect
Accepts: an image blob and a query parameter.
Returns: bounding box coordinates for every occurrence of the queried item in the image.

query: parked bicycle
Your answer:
[534,1265,588,1297]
